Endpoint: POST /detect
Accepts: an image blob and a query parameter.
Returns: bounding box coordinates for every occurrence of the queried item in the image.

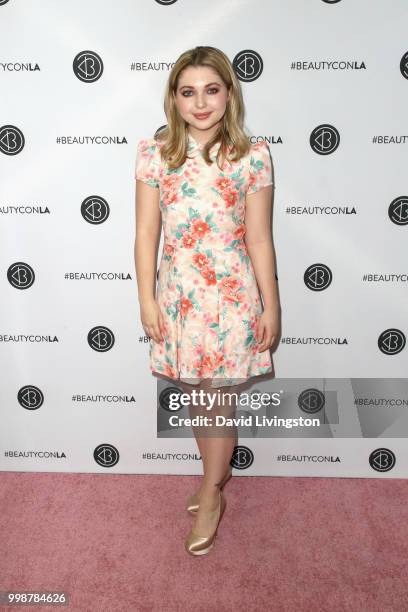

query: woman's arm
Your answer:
[244,184,280,351]
[134,180,164,343]
[134,179,161,304]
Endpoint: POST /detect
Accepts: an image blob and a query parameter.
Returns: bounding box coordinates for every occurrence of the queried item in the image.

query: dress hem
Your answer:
[150,366,274,389]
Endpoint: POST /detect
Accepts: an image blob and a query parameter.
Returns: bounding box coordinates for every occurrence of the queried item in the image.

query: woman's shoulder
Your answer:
[246,139,272,166]
[137,136,162,152]
[233,139,270,165]
[249,139,270,154]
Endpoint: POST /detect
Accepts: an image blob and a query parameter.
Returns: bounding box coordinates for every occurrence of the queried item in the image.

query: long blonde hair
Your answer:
[154,46,252,170]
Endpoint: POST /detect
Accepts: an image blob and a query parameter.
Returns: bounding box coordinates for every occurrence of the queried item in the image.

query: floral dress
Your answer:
[135,132,274,388]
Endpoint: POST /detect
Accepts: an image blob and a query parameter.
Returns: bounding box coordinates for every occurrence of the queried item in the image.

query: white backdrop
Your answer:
[1,0,407,478]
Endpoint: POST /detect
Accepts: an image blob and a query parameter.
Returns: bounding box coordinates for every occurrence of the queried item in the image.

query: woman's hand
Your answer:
[256,306,280,352]
[140,299,164,343]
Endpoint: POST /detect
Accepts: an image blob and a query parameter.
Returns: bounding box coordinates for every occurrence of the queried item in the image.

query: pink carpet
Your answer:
[1,472,407,611]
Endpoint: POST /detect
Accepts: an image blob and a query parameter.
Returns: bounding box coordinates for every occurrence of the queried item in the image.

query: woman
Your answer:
[134,46,279,555]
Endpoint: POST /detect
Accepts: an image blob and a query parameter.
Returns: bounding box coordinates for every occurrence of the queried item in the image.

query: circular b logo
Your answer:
[231,445,254,469]
[233,50,263,82]
[7,262,35,289]
[369,448,396,472]
[94,444,119,467]
[310,124,340,155]
[378,329,406,355]
[81,195,110,224]
[159,386,184,412]
[400,51,408,80]
[298,388,325,414]
[0,125,25,155]
[73,50,103,82]
[304,263,332,291]
[388,196,408,225]
[18,385,44,410]
[88,326,115,352]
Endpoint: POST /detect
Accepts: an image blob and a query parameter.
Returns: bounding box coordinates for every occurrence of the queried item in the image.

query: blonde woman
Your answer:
[135,46,279,555]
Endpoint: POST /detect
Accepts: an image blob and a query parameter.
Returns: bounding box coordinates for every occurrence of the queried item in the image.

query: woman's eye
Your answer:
[181,88,219,97]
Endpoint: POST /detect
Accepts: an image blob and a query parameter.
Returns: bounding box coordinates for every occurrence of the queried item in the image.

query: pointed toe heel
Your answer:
[185,491,226,556]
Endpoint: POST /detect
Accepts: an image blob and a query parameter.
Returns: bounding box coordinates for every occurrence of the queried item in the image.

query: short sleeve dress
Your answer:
[135,133,274,388]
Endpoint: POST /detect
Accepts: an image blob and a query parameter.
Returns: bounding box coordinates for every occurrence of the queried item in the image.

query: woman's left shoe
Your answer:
[185,490,226,556]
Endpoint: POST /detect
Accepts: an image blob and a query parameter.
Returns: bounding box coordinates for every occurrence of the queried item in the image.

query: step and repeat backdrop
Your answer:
[1,0,407,478]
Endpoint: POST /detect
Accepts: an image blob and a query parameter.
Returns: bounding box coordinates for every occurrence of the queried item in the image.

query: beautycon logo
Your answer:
[310,124,340,155]
[94,444,120,467]
[231,445,254,469]
[388,196,408,225]
[298,388,325,414]
[18,385,44,410]
[400,51,408,79]
[304,264,333,291]
[377,329,406,356]
[233,50,263,82]
[159,386,184,412]
[73,50,103,82]
[369,448,395,473]
[81,195,110,224]
[7,262,35,289]
[0,125,25,155]
[88,326,115,352]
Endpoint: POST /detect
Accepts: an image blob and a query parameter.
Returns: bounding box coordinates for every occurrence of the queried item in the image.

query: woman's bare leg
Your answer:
[187,378,240,535]
[177,380,208,472]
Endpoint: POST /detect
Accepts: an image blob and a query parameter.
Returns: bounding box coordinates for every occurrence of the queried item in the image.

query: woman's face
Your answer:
[174,65,230,138]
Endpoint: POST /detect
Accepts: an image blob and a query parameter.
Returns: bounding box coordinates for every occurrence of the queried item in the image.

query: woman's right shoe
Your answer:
[185,489,226,556]
[186,466,232,515]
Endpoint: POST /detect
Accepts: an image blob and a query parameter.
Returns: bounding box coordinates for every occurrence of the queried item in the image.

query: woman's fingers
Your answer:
[158,311,166,339]
[147,322,163,343]
[257,322,274,351]
[141,301,165,343]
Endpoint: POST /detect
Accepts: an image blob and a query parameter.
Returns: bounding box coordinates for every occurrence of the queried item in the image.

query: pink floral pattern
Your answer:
[135,133,274,388]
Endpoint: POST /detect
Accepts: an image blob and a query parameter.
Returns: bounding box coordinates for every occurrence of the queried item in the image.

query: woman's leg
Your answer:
[177,380,208,473]
[187,378,240,535]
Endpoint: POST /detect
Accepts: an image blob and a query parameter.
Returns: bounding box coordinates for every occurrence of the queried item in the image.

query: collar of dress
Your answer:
[187,133,221,159]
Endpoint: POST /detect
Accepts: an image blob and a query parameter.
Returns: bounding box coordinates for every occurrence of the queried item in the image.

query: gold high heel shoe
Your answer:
[186,466,232,515]
[185,489,226,556]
